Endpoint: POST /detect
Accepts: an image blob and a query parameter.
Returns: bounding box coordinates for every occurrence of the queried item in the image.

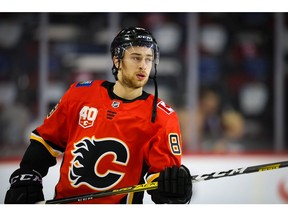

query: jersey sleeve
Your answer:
[146,111,183,182]
[30,84,73,157]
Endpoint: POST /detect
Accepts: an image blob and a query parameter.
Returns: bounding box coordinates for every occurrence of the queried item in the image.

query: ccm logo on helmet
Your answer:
[136,35,153,41]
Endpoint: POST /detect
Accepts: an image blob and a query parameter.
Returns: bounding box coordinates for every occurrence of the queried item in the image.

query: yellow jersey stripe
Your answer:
[146,172,159,184]
[30,133,62,157]
[126,192,134,204]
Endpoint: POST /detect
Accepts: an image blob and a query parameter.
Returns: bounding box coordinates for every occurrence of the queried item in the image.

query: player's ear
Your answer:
[113,57,120,68]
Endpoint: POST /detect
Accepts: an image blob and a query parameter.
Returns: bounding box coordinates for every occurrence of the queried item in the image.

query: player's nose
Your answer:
[138,59,148,70]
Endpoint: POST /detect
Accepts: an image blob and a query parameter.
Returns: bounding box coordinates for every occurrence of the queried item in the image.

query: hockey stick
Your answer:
[42,160,288,204]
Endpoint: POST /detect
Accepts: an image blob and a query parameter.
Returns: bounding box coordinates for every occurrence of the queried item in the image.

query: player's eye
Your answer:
[145,58,153,64]
[132,56,141,61]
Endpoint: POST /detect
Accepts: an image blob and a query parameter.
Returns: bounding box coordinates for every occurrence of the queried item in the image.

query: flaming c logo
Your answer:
[69,137,129,191]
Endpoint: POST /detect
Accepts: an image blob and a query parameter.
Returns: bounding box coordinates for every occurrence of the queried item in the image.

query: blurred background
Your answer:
[0,12,287,158]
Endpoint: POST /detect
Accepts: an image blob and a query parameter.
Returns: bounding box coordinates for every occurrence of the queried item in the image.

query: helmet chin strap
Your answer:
[150,64,158,123]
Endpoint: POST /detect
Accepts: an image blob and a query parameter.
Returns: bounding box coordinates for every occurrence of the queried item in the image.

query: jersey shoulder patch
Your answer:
[76,80,94,87]
[157,101,174,115]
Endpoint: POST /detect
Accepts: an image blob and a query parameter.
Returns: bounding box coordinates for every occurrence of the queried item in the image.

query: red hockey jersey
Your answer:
[30,80,183,203]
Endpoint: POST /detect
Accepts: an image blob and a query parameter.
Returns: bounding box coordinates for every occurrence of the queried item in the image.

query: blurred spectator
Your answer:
[195,87,222,143]
[206,110,245,153]
[179,87,246,153]
[179,87,221,152]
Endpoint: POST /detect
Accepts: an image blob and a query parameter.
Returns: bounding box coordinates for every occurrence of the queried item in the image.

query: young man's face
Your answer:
[116,46,154,89]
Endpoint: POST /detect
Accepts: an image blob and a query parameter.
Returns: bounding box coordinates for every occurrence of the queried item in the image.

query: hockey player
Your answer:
[4,27,192,204]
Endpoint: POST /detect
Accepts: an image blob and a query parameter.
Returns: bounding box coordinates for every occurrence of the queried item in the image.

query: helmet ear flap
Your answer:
[111,46,125,81]
[154,46,160,65]
[114,47,125,59]
[112,65,118,80]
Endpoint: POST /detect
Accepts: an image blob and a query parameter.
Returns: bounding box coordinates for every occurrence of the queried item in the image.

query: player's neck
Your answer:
[113,81,143,100]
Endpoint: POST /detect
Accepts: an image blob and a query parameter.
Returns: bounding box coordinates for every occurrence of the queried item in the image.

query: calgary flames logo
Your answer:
[69,137,129,191]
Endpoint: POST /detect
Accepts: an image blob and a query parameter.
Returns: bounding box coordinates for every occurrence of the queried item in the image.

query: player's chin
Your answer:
[134,79,148,87]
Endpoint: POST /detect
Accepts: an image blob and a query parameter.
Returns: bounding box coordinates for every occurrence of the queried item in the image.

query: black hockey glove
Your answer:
[149,164,192,204]
[4,168,44,204]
